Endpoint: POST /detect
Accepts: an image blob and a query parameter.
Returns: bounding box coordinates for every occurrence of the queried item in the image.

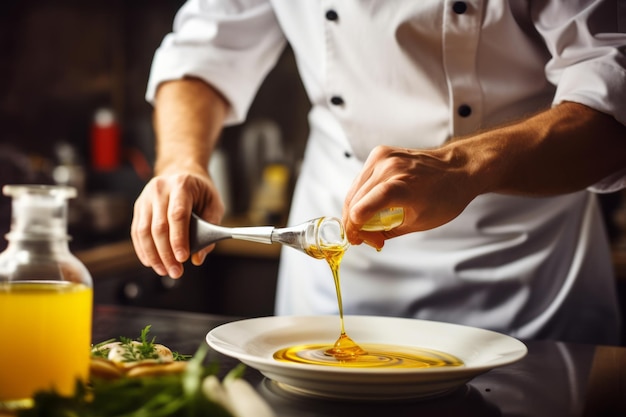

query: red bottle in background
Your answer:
[90,108,120,171]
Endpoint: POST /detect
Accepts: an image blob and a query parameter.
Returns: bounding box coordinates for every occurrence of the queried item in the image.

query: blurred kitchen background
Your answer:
[1,1,626,334]
[0,0,310,317]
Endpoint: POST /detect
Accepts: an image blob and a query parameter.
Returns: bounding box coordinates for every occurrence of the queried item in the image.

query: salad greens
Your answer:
[17,327,260,417]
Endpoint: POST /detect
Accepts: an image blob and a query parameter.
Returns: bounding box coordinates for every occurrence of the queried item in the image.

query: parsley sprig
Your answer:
[18,344,232,417]
[90,325,190,362]
[91,338,116,359]
[119,325,160,362]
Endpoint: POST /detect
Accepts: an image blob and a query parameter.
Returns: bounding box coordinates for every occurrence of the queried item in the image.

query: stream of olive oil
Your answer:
[274,241,463,369]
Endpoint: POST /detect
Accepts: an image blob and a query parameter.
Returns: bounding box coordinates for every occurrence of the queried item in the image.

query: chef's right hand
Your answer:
[131,168,225,279]
[342,145,478,249]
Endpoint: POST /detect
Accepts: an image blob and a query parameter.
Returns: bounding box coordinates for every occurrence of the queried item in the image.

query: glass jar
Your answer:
[0,185,93,410]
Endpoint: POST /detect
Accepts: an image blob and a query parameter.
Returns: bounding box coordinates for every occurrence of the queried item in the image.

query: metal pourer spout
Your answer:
[189,213,275,253]
[189,213,348,255]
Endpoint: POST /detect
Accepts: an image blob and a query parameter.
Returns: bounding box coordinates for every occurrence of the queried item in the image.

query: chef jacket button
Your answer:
[453,1,468,14]
[325,9,339,21]
[330,96,344,106]
[344,151,352,158]
[458,104,472,117]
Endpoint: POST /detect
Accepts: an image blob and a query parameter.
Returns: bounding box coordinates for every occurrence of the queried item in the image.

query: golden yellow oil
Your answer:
[279,236,464,369]
[274,343,463,369]
[304,242,356,355]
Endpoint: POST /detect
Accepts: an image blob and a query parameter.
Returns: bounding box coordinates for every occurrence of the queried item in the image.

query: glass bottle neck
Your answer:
[4,236,72,255]
[5,184,73,243]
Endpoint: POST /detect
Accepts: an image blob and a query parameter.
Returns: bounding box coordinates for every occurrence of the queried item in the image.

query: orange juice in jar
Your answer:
[0,282,92,404]
[0,185,93,410]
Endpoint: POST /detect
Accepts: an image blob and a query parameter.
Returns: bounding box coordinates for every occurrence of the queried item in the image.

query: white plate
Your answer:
[206,315,527,401]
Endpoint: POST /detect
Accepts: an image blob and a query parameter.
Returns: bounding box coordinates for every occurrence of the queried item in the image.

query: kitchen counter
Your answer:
[75,238,280,277]
[76,238,626,281]
[75,214,283,276]
[92,304,626,417]
[76,240,626,324]
[76,236,280,317]
[77,239,626,277]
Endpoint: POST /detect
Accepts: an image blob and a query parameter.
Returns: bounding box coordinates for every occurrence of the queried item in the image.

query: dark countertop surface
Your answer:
[92,304,626,417]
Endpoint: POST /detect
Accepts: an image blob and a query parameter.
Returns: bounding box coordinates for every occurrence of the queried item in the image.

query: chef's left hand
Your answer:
[342,144,479,249]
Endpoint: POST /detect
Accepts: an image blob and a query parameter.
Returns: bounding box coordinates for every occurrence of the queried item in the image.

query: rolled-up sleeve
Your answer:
[145,0,287,125]
[533,0,626,192]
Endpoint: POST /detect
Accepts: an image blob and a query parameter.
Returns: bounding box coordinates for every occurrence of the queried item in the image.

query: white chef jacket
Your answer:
[147,1,626,344]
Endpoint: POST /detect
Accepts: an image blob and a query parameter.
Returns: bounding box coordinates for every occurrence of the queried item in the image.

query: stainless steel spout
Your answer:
[189,213,348,256]
[189,208,403,257]
[189,212,275,253]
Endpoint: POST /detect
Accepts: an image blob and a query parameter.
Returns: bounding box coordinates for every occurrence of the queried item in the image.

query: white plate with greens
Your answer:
[206,315,527,401]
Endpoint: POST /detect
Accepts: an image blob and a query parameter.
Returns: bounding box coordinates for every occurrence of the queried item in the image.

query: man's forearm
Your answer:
[153,78,229,176]
[446,101,626,197]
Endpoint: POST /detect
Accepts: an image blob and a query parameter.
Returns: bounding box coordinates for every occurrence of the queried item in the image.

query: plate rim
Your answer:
[206,315,528,376]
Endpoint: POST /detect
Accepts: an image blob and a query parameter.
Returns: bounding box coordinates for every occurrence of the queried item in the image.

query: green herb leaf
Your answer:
[90,338,116,359]
[19,339,235,417]
[173,351,192,361]
[117,325,159,362]
[224,363,246,383]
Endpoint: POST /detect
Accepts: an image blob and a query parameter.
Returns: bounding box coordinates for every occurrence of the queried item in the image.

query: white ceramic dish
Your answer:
[206,315,527,401]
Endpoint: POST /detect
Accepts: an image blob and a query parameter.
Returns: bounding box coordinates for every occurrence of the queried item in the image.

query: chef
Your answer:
[132,1,626,345]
